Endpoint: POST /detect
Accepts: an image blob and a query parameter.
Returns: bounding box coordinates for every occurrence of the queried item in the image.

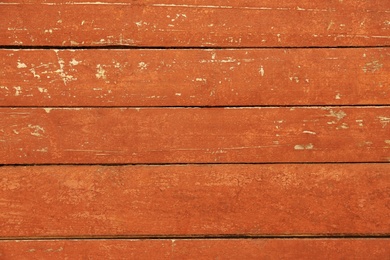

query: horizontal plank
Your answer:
[1,49,389,106]
[1,239,390,260]
[1,107,389,164]
[0,164,389,237]
[1,2,389,47]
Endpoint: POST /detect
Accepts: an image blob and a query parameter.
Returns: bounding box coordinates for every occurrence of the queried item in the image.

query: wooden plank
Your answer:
[1,239,390,260]
[1,2,389,47]
[0,107,389,164]
[0,164,389,237]
[1,48,389,106]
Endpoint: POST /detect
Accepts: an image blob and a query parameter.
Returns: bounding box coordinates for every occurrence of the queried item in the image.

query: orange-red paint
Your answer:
[1,49,389,106]
[0,164,389,237]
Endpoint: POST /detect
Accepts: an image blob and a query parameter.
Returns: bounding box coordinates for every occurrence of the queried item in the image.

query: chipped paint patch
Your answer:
[17,61,27,68]
[356,119,364,127]
[289,76,299,83]
[69,58,80,66]
[259,66,265,76]
[294,143,314,150]
[327,109,347,121]
[362,60,383,73]
[303,130,316,135]
[96,64,106,80]
[378,116,390,128]
[195,78,207,83]
[29,68,40,79]
[337,123,349,130]
[35,147,48,152]
[138,62,148,70]
[28,124,45,137]
[38,87,48,93]
[54,51,76,85]
[43,108,52,113]
[13,86,22,96]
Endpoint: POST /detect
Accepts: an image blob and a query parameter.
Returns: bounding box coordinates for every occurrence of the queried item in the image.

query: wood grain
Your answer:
[1,48,389,106]
[1,107,389,164]
[1,1,389,47]
[1,239,389,260]
[0,164,389,237]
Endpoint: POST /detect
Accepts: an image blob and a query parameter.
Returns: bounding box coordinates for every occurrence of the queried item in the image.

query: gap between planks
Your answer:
[1,162,390,167]
[0,235,389,241]
[2,105,390,108]
[1,45,390,50]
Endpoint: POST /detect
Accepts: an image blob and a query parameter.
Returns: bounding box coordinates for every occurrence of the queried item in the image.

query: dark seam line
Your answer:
[0,235,389,241]
[0,45,389,50]
[2,105,390,109]
[1,162,390,167]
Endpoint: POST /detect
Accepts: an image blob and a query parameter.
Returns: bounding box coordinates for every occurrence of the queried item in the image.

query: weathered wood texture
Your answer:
[1,1,389,47]
[1,239,390,260]
[1,107,389,164]
[1,48,389,106]
[0,164,389,237]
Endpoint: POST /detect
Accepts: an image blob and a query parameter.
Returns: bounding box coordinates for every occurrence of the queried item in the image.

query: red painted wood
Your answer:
[1,48,389,106]
[0,164,388,237]
[1,2,389,47]
[0,107,389,164]
[1,239,389,259]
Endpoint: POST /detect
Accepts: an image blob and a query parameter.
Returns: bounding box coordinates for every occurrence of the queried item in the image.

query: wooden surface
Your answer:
[1,107,389,164]
[1,48,389,106]
[1,0,389,257]
[1,239,390,260]
[0,164,389,237]
[1,1,390,47]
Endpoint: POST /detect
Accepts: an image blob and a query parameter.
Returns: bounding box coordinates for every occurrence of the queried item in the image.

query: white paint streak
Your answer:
[303,130,316,135]
[356,119,364,127]
[294,143,314,150]
[259,66,265,76]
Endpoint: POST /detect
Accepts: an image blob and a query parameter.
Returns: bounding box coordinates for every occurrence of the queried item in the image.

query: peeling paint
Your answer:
[28,124,45,137]
[327,109,347,121]
[378,116,390,128]
[259,66,265,76]
[96,64,106,80]
[362,60,383,73]
[13,86,22,96]
[294,143,314,150]
[17,61,27,68]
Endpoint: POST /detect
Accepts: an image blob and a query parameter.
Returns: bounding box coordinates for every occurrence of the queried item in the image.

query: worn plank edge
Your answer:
[1,235,389,241]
